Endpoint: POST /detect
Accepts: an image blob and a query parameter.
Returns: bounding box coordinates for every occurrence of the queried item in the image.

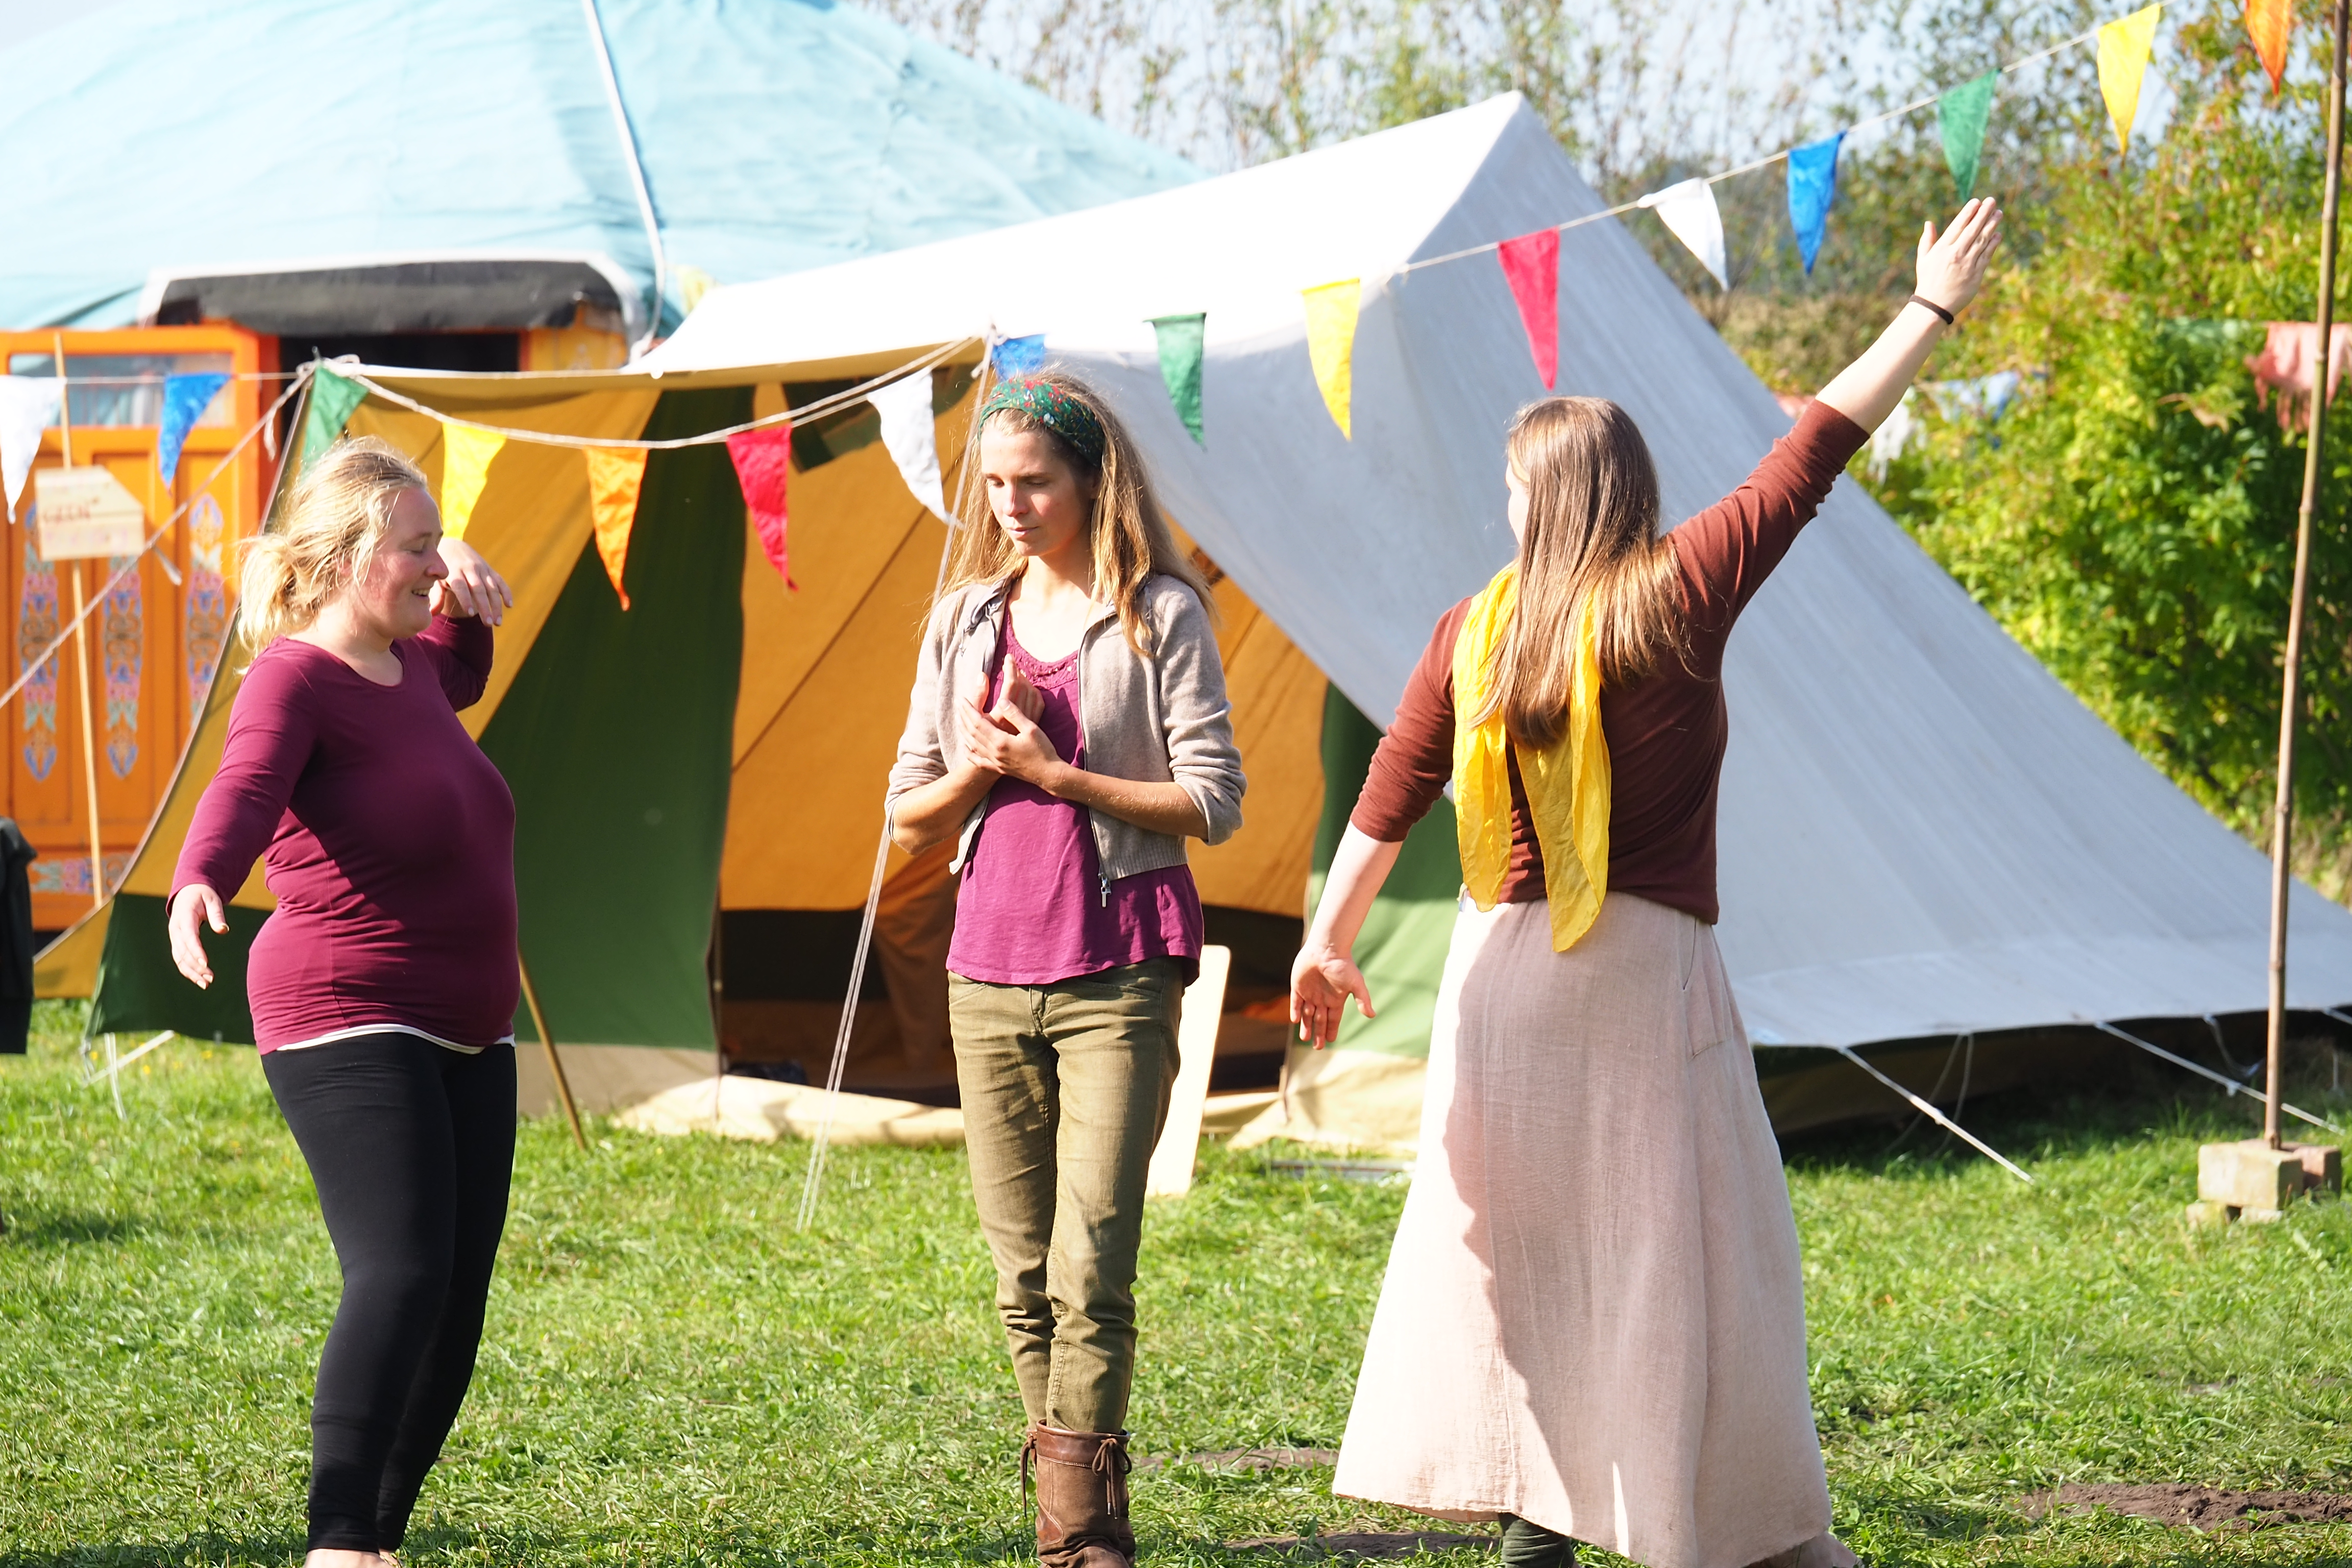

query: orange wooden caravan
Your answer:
[2,326,268,933]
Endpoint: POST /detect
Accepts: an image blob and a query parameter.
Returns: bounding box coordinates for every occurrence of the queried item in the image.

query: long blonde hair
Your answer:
[938,368,1210,655]
[239,436,427,651]
[1480,398,1687,749]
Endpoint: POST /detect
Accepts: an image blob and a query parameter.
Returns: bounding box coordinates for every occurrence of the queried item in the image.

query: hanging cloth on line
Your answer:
[2246,322,2352,434]
[1450,565,1612,951]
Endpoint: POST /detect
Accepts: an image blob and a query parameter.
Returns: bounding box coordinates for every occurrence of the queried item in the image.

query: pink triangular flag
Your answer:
[1498,229,1561,389]
[726,424,796,589]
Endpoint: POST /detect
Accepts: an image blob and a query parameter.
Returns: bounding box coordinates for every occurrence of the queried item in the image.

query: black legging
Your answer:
[262,1033,516,1554]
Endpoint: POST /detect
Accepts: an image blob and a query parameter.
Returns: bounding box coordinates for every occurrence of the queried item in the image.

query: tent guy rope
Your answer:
[1830,1044,2032,1181]
[796,352,995,1232]
[2094,1020,2344,1133]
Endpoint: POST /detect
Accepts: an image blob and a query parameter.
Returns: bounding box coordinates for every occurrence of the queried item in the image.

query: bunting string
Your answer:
[1390,13,2126,283]
[331,336,981,452]
[0,365,313,728]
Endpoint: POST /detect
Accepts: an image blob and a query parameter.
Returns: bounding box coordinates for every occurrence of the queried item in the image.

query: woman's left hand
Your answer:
[1914,197,2003,315]
[957,696,1064,786]
[434,539,513,626]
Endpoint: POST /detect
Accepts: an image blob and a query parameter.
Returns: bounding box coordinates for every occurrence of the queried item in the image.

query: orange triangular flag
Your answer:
[583,446,648,610]
[2247,0,2291,93]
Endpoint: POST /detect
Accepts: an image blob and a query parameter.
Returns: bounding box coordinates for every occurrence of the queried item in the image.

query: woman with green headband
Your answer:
[886,367,1245,1568]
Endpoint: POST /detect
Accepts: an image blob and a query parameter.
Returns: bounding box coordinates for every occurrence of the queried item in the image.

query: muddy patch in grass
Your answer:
[2023,1483,2352,1531]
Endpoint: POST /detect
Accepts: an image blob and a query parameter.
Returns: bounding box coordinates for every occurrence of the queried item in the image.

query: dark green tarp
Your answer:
[88,387,748,1048]
[1306,688,1461,1058]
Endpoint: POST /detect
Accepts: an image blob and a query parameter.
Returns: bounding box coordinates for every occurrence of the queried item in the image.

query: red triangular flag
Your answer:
[2247,0,2291,93]
[726,424,796,590]
[1498,228,1561,390]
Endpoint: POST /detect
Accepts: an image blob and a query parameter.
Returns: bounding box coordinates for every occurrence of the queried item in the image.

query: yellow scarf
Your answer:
[1451,566,1612,951]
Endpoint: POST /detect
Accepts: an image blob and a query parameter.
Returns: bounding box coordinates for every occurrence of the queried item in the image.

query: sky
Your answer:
[0,0,2168,183]
[0,0,123,50]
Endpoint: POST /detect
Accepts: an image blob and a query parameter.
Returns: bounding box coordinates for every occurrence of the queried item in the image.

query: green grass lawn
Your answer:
[5,1004,2352,1566]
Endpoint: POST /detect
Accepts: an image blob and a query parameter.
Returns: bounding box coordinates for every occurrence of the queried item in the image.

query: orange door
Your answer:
[2,327,265,931]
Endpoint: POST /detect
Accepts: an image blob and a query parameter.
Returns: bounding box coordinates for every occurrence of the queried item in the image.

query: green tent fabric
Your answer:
[487,387,747,1048]
[1306,689,1460,1058]
[87,897,268,1042]
[86,387,748,1050]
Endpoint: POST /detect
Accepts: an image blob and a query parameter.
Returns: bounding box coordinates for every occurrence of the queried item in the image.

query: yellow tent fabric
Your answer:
[39,383,660,993]
[45,359,1328,1084]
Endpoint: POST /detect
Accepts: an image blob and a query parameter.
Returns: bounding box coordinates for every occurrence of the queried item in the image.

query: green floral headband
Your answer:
[979,374,1107,463]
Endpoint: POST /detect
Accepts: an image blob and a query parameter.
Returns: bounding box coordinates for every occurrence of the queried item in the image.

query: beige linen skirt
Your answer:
[1332,893,1851,1568]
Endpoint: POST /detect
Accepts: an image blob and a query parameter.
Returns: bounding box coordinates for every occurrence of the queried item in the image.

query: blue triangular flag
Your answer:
[991,335,1046,379]
[157,372,230,487]
[1785,133,1844,276]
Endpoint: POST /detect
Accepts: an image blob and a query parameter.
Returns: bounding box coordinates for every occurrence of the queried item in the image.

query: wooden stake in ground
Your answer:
[519,954,587,1150]
[2267,0,2352,1152]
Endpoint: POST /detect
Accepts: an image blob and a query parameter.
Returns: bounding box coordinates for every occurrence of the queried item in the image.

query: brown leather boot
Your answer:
[1022,1424,1136,1568]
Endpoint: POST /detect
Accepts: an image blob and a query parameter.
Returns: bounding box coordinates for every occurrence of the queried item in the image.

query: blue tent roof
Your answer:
[0,0,1199,332]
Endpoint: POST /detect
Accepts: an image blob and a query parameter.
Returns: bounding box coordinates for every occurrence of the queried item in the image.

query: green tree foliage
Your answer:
[1870,0,2352,876]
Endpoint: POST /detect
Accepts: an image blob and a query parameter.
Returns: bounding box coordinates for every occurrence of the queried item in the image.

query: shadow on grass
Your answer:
[1837,1481,2020,1542]
[0,1523,1008,1568]
[1776,1065,2268,1183]
[0,1530,306,1568]
[0,1210,145,1248]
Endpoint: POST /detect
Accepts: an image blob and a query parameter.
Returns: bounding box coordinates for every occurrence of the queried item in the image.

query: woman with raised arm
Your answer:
[885,369,1243,1568]
[1293,202,2004,1568]
[166,436,517,1568]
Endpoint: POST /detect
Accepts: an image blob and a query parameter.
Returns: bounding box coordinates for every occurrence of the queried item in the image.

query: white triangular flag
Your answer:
[870,372,951,525]
[0,375,64,521]
[1636,178,1728,291]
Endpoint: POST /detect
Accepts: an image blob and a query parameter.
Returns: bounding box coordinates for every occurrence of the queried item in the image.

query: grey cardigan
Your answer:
[884,574,1245,888]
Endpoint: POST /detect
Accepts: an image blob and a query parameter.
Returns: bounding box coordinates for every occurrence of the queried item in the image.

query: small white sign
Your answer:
[34,466,146,560]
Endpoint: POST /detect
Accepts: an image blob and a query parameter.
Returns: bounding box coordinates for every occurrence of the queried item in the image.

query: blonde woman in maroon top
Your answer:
[1291,202,2004,1568]
[169,437,516,1568]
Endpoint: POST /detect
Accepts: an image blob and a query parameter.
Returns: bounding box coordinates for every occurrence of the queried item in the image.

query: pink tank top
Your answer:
[946,628,1204,987]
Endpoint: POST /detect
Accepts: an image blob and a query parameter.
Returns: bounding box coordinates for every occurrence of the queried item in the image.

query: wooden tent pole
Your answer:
[51,332,104,912]
[519,954,586,1151]
[2269,0,2352,1151]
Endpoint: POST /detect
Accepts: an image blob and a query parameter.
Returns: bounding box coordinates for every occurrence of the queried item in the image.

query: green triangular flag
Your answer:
[1938,70,1998,205]
[300,368,369,464]
[1149,313,1206,445]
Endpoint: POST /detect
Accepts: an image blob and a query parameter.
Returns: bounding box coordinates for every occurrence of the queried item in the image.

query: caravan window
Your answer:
[7,352,234,429]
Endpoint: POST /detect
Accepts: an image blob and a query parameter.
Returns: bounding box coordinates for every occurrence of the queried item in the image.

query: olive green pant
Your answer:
[949,959,1182,1434]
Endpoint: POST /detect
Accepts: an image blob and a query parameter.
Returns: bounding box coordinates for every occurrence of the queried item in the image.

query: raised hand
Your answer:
[432,538,513,626]
[1915,198,2003,316]
[1816,198,2006,433]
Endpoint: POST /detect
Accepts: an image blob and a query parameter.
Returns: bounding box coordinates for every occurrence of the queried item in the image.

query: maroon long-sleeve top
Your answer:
[172,615,518,1051]
[1352,401,1870,924]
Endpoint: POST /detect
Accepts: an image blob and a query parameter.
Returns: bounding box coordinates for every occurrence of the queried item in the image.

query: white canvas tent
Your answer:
[622,93,2352,1144]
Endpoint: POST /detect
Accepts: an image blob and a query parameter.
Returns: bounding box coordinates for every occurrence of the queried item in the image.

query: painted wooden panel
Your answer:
[0,327,265,930]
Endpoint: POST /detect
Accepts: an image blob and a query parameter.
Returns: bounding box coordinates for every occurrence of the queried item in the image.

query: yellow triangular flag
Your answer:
[437,422,505,542]
[583,446,649,610]
[1302,279,1361,439]
[2098,4,2162,156]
